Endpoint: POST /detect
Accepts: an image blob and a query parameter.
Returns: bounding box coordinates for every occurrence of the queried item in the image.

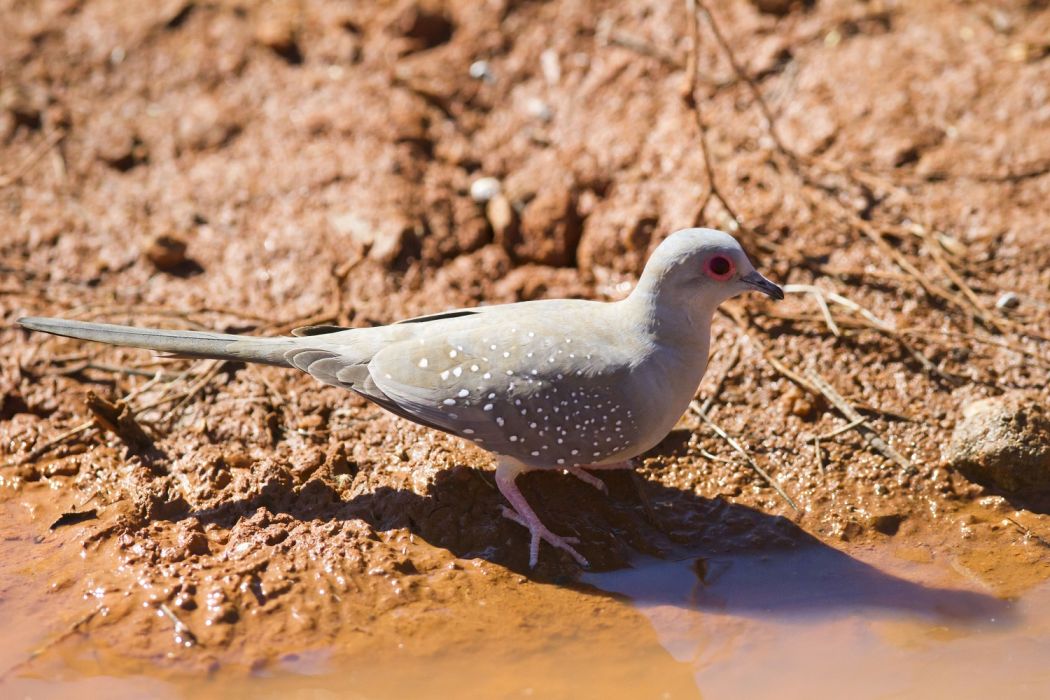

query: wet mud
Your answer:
[2,0,1049,696]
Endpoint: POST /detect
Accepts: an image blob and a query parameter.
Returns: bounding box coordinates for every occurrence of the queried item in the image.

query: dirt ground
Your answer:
[1,0,1049,688]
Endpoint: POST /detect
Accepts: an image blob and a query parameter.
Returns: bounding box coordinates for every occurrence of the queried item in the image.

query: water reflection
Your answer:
[584,548,1047,699]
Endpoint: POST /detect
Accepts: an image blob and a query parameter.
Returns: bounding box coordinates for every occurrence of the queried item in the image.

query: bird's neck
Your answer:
[621,286,719,350]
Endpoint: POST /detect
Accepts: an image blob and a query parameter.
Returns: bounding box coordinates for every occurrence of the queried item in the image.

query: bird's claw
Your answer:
[501,506,588,568]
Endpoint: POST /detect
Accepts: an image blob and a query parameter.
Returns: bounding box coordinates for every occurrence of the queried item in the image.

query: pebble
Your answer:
[144,234,189,271]
[485,194,515,247]
[470,176,502,203]
[524,97,553,122]
[948,391,1050,493]
[329,210,416,267]
[995,292,1020,310]
[469,60,494,82]
[540,48,561,85]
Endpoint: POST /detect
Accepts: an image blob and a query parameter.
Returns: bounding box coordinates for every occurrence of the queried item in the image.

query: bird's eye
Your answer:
[706,255,734,280]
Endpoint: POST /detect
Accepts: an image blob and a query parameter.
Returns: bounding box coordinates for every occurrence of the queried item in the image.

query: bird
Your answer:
[19,227,783,568]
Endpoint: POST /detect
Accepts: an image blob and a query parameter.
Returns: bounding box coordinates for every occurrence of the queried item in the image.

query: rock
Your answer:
[515,187,581,267]
[485,194,516,249]
[468,60,494,82]
[470,176,502,203]
[524,97,553,122]
[948,391,1050,493]
[145,234,189,271]
[95,121,147,171]
[255,9,302,64]
[996,292,1020,310]
[328,210,418,267]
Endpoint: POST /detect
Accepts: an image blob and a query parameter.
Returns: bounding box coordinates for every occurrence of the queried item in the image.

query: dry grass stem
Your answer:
[689,399,801,514]
[804,370,914,473]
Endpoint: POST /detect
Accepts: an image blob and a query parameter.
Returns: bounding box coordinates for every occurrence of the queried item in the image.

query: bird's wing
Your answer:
[365,303,645,465]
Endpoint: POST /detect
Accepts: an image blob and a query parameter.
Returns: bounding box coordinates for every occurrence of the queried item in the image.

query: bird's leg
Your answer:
[495,458,588,568]
[565,460,635,494]
[565,467,609,494]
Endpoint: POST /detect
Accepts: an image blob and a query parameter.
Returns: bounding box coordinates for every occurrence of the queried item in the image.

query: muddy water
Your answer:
[4,492,1049,700]
[586,549,1050,699]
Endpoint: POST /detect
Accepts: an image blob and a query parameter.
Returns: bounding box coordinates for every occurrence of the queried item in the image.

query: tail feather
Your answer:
[17,317,294,367]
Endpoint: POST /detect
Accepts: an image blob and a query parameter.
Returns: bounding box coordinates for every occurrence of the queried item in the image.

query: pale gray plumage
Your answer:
[19,228,782,567]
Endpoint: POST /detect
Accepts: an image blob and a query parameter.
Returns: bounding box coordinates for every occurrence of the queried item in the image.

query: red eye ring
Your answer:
[706,255,734,280]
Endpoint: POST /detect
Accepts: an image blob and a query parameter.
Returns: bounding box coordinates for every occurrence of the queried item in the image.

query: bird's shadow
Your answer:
[176,460,1013,626]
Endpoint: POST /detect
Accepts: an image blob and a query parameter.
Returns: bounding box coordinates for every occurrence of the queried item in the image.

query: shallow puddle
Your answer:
[585,546,1050,699]
[4,526,1050,699]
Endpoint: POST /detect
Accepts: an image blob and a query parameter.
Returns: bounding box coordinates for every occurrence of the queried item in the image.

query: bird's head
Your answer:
[633,228,784,309]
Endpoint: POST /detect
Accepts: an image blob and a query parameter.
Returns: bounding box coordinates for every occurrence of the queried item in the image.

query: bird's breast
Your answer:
[609,336,711,461]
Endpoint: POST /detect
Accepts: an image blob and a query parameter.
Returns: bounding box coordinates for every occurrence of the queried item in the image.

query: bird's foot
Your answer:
[565,467,608,494]
[501,505,588,569]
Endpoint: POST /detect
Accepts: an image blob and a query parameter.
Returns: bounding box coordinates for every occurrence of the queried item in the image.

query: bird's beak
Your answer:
[741,271,784,300]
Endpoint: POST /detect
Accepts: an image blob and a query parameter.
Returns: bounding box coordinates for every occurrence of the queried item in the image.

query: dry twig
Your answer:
[0,130,65,187]
[689,399,800,514]
[681,0,749,238]
[804,370,914,473]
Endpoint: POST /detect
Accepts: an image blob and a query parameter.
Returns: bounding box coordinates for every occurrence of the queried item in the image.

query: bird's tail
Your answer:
[17,317,296,367]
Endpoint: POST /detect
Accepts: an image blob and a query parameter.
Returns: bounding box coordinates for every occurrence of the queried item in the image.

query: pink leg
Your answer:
[495,459,588,568]
[566,467,608,493]
[566,460,634,493]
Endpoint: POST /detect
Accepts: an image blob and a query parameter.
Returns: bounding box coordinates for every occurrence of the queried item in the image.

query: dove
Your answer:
[19,227,782,567]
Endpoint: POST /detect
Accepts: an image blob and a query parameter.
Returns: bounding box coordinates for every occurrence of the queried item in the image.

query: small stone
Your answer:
[223,451,254,469]
[948,391,1050,493]
[329,210,417,267]
[178,530,211,556]
[297,414,324,431]
[524,97,553,122]
[255,12,302,63]
[145,235,189,272]
[540,48,561,85]
[96,121,147,171]
[470,176,502,203]
[485,194,516,248]
[995,292,1020,310]
[468,60,494,82]
[836,519,864,541]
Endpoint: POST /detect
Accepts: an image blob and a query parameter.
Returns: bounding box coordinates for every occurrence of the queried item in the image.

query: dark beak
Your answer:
[742,271,784,300]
